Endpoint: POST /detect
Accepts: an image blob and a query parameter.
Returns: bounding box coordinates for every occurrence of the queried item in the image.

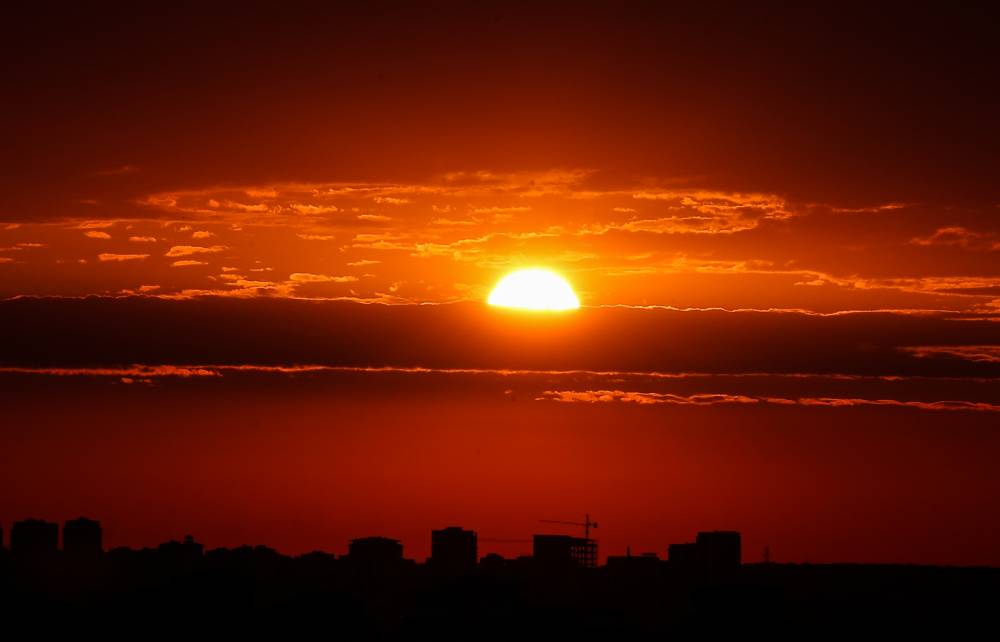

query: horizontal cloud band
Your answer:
[539,389,1000,412]
[2,363,997,413]
[0,298,998,379]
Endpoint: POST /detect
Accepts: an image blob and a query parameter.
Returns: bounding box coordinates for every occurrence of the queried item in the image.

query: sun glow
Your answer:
[487,269,581,310]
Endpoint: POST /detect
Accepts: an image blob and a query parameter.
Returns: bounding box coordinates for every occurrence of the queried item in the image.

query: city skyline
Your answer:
[0,515,746,568]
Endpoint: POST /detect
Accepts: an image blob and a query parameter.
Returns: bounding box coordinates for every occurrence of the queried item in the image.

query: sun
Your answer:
[487,268,581,310]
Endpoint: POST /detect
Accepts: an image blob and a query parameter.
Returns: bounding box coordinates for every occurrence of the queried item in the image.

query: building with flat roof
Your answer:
[668,531,742,574]
[697,530,741,572]
[430,526,477,576]
[606,550,661,579]
[668,542,701,570]
[11,519,59,557]
[347,536,404,563]
[532,534,598,568]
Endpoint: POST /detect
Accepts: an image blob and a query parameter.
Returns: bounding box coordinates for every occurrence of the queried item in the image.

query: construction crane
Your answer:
[539,513,598,540]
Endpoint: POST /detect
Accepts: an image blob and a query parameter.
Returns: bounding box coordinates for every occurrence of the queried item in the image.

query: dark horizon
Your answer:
[4,512,999,570]
[4,515,997,634]
[7,515,747,567]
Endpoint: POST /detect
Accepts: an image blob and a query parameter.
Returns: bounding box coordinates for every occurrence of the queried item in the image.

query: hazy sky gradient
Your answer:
[2,3,998,565]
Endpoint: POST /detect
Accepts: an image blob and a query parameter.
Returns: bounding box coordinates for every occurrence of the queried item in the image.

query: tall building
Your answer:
[696,530,742,572]
[63,517,103,558]
[532,534,598,568]
[429,526,477,576]
[10,519,59,557]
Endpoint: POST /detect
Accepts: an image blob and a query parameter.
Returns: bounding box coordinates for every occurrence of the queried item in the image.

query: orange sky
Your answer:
[3,6,998,311]
[3,369,999,565]
[1,4,998,565]
[1,175,998,311]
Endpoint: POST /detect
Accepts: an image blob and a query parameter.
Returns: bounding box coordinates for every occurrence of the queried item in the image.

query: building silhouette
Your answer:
[347,536,403,563]
[344,536,410,578]
[532,534,598,568]
[10,519,59,558]
[668,531,742,574]
[157,534,204,567]
[606,550,660,580]
[63,517,103,558]
[429,526,477,576]
[697,530,741,572]
[0,515,995,633]
[479,552,507,572]
[668,542,702,570]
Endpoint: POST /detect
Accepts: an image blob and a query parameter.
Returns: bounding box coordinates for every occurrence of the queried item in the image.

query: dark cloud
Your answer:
[1,297,997,377]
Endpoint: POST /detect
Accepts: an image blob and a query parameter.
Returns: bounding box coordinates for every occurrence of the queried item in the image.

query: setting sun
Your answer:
[4,7,1000,628]
[487,268,581,310]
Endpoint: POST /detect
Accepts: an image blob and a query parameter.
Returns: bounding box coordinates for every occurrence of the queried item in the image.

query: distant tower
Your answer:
[63,517,103,558]
[429,526,477,576]
[763,545,771,564]
[10,519,59,558]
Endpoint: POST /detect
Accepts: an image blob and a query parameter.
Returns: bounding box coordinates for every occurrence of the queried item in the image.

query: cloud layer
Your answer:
[1,174,999,312]
[1,299,997,381]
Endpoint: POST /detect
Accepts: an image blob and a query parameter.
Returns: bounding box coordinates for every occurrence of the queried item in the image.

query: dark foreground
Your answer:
[2,549,996,636]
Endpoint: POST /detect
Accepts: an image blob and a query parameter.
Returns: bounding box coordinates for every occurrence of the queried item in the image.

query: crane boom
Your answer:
[539,513,598,539]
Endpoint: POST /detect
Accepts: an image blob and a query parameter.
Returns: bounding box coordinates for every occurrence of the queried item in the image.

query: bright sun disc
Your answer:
[487,268,580,310]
